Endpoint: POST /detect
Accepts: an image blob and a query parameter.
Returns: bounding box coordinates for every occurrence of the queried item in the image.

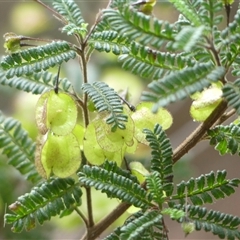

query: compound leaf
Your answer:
[82,82,128,131]
[4,178,82,232]
[0,111,41,183]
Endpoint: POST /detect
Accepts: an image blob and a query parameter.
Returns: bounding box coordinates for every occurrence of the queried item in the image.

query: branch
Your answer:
[172,100,228,163]
[74,207,89,228]
[201,108,236,140]
[80,202,131,240]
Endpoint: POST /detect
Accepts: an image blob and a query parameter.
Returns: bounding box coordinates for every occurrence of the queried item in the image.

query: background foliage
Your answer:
[0,0,240,239]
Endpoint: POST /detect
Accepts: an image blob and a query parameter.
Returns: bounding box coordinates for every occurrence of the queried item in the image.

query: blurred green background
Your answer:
[0,1,240,239]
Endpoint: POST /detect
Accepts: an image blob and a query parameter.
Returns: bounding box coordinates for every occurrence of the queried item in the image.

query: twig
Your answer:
[80,44,90,127]
[79,42,93,233]
[85,187,94,228]
[212,108,236,126]
[84,10,103,45]
[201,108,236,140]
[172,100,228,164]
[224,3,231,26]
[74,207,89,228]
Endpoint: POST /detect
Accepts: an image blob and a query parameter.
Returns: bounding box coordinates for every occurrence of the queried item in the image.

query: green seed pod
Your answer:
[40,133,81,178]
[35,90,78,135]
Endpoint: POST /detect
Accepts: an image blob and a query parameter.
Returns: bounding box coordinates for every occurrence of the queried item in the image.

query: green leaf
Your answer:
[82,82,127,131]
[143,124,174,197]
[208,123,240,155]
[78,164,152,208]
[172,204,240,239]
[119,42,195,80]
[1,41,76,78]
[4,178,82,232]
[103,6,175,49]
[52,0,85,26]
[62,23,88,37]
[168,0,202,27]
[0,69,71,94]
[146,171,165,205]
[223,79,240,115]
[89,30,130,55]
[172,171,240,205]
[120,210,163,240]
[161,207,185,220]
[142,63,225,110]
[173,26,205,52]
[0,111,41,183]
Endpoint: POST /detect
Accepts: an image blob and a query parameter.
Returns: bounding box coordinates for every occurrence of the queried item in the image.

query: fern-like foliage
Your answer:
[145,171,165,206]
[223,79,240,114]
[104,210,168,240]
[120,210,164,240]
[61,23,88,37]
[172,25,205,52]
[221,10,240,71]
[103,5,176,49]
[5,177,82,232]
[103,227,122,240]
[89,30,130,55]
[119,42,195,79]
[171,170,240,206]
[143,124,173,197]
[168,0,202,27]
[0,111,41,183]
[141,63,225,110]
[101,161,138,183]
[82,81,128,131]
[78,163,153,208]
[0,41,76,79]
[208,123,240,155]
[0,68,71,94]
[169,0,223,29]
[52,0,85,26]
[173,204,240,240]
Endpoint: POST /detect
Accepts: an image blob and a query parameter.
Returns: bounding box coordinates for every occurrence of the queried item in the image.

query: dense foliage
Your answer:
[0,0,240,239]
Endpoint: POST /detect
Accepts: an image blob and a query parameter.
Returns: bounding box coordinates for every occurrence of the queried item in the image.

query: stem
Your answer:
[74,207,89,228]
[81,202,131,240]
[205,36,221,67]
[224,4,231,26]
[84,10,103,44]
[201,108,236,140]
[85,187,94,228]
[79,42,93,231]
[172,100,228,164]
[81,44,90,127]
[213,108,236,126]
